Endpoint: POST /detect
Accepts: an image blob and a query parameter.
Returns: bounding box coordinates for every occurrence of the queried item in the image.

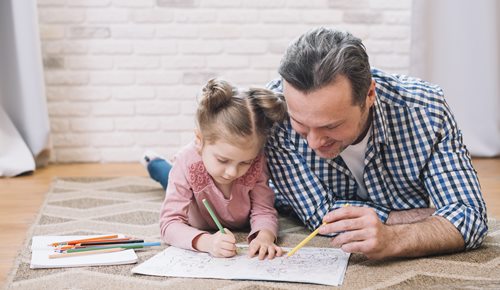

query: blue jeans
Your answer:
[147,158,172,190]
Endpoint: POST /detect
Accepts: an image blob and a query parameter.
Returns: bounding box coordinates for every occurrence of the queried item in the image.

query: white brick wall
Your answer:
[37,0,412,163]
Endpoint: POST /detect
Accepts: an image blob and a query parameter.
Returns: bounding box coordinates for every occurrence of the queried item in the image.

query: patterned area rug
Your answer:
[5,177,500,289]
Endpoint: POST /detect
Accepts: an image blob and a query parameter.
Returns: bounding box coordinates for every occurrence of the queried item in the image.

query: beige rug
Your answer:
[5,177,500,289]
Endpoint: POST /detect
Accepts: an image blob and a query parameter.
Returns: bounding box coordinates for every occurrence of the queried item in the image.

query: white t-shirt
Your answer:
[339,126,372,199]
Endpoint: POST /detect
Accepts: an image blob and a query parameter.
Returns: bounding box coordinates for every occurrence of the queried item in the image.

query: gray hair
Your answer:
[279,27,372,106]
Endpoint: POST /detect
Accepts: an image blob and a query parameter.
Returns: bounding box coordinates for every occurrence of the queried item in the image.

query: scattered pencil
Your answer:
[49,235,119,246]
[49,248,125,259]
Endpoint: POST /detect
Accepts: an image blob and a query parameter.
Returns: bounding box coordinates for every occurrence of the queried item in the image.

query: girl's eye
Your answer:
[217,159,228,164]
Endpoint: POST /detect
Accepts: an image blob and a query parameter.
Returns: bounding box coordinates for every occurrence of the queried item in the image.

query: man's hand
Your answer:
[319,206,395,259]
[318,206,465,260]
[193,228,237,258]
[248,229,283,260]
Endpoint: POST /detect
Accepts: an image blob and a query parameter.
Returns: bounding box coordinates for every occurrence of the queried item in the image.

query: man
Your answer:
[266,27,487,259]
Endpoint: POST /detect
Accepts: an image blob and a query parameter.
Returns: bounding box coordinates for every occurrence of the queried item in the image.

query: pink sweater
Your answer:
[159,142,279,251]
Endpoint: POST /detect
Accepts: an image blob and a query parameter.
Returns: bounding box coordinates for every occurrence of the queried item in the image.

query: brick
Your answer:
[62,42,89,54]
[218,10,259,23]
[180,100,197,115]
[113,0,154,8]
[111,26,155,39]
[44,71,89,85]
[134,40,177,55]
[71,118,114,132]
[343,11,383,24]
[302,11,343,24]
[136,101,181,115]
[114,56,160,69]
[200,0,241,8]
[383,11,411,25]
[226,40,268,54]
[182,72,218,85]
[371,54,409,69]
[66,56,113,70]
[43,56,65,69]
[90,72,136,85]
[52,133,91,147]
[48,103,91,117]
[269,40,291,54]
[134,132,183,146]
[179,40,223,54]
[64,86,111,102]
[161,116,196,130]
[250,55,281,69]
[99,148,142,162]
[261,11,301,23]
[69,26,111,38]
[42,42,62,54]
[163,56,206,69]
[90,133,135,146]
[132,9,174,23]
[67,0,112,7]
[242,0,285,8]
[328,0,369,9]
[55,148,101,162]
[113,87,155,100]
[156,85,201,100]
[92,102,134,116]
[38,9,85,23]
[243,26,286,39]
[39,25,65,40]
[115,118,160,130]
[369,25,410,40]
[175,11,217,23]
[136,72,182,85]
[206,55,248,68]
[286,0,328,8]
[157,25,199,38]
[157,0,198,7]
[50,119,70,132]
[198,25,241,39]
[86,8,130,23]
[369,0,411,10]
[223,70,271,86]
[37,0,66,6]
[88,40,133,54]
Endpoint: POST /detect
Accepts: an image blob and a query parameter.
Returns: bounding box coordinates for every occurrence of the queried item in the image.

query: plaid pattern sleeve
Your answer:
[265,69,488,248]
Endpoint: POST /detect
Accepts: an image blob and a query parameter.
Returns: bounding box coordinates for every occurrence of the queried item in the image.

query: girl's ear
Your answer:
[194,129,203,153]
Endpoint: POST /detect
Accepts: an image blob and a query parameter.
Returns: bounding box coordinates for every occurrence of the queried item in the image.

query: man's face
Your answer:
[284,75,375,159]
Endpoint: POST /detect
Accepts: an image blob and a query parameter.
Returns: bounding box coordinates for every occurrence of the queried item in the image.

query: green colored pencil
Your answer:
[202,198,225,234]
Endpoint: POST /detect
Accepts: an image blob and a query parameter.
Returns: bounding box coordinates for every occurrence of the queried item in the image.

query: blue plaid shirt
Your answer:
[266,68,488,249]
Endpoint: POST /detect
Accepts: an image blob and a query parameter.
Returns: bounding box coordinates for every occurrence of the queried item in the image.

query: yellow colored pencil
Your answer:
[287,203,350,257]
[48,247,124,259]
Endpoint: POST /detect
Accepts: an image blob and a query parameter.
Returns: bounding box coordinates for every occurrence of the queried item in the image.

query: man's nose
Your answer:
[306,129,326,150]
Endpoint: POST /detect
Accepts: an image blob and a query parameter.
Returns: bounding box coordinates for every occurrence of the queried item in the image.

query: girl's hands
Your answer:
[194,228,237,258]
[248,229,283,260]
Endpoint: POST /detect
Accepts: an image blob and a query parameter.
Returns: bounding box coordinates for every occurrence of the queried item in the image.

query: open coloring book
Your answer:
[132,246,350,286]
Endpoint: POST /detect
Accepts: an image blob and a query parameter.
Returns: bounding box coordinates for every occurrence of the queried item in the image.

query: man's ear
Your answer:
[366,79,376,108]
[194,129,203,153]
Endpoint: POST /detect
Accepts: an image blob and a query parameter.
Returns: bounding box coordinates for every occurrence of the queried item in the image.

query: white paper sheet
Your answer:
[132,246,350,286]
[30,236,138,269]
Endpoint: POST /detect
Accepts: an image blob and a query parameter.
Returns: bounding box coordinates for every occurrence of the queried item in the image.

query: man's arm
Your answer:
[386,208,435,225]
[319,206,464,259]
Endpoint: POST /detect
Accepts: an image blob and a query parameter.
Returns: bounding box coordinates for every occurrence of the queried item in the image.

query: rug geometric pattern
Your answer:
[5,177,500,289]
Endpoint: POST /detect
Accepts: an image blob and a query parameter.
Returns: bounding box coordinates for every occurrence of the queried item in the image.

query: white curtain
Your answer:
[0,0,51,176]
[410,0,500,157]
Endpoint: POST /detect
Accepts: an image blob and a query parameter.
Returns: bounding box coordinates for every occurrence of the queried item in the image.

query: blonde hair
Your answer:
[196,78,286,147]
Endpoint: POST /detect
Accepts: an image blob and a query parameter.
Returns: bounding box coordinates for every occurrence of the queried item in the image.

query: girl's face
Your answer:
[196,134,261,187]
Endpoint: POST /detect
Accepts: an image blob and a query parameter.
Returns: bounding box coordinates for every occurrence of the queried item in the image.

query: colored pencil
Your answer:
[202,198,225,234]
[49,247,125,259]
[49,235,119,246]
[78,239,144,246]
[287,203,351,257]
[66,242,161,253]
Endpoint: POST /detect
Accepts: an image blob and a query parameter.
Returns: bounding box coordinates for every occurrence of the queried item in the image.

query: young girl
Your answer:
[143,79,286,260]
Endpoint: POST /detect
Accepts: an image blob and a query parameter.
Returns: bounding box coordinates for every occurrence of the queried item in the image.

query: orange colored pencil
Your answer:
[49,235,119,246]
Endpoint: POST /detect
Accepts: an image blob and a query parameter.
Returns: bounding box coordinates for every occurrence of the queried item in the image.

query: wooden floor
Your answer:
[0,160,499,286]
